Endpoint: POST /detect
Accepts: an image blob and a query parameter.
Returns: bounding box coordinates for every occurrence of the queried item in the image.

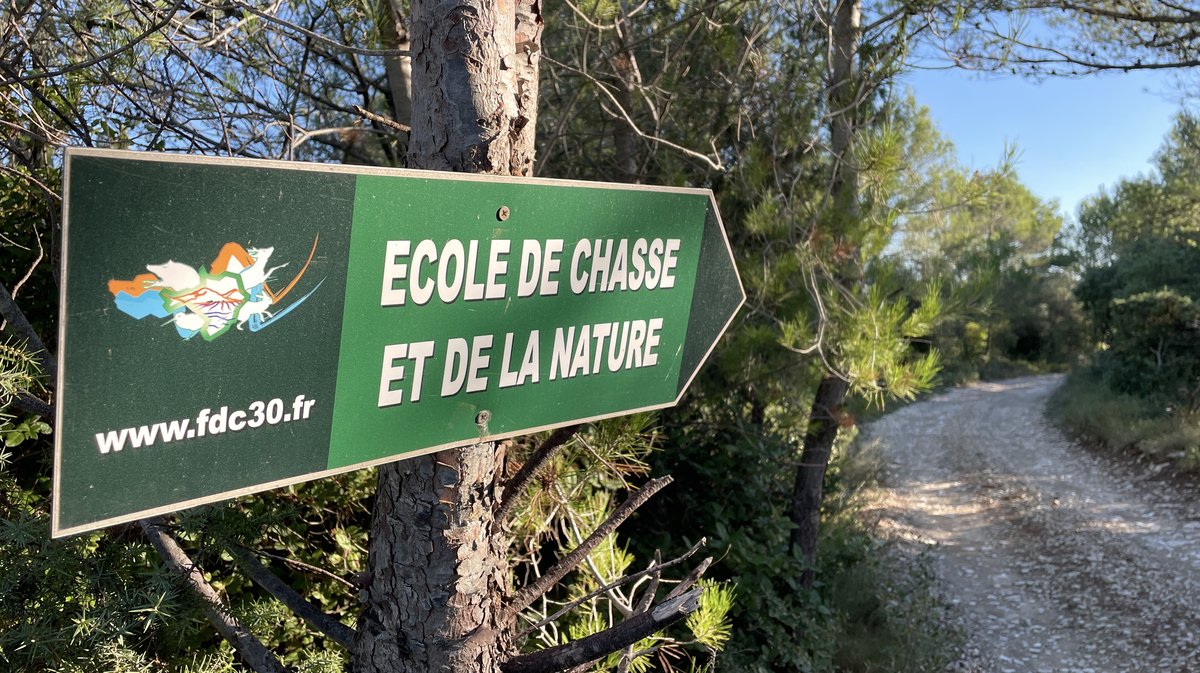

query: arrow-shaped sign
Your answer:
[53,149,744,536]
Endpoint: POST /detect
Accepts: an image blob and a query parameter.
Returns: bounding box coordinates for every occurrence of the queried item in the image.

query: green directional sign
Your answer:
[53,148,744,537]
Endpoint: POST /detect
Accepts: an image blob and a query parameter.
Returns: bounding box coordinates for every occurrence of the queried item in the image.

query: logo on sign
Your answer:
[107,236,323,341]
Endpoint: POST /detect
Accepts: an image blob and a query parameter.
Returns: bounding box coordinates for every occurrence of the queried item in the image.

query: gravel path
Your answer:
[864,375,1200,673]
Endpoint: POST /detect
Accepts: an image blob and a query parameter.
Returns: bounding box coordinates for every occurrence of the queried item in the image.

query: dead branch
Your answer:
[139,519,290,673]
[0,165,61,202]
[228,544,357,649]
[351,104,411,134]
[502,587,703,673]
[7,393,52,418]
[632,550,661,614]
[506,475,672,619]
[0,280,55,383]
[517,538,708,638]
[664,556,711,600]
[497,425,580,521]
[251,548,358,590]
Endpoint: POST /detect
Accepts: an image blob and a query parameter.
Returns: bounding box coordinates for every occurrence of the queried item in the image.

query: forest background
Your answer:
[4,1,1200,672]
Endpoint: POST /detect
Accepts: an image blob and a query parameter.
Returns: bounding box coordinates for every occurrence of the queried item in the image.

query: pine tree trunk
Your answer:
[354,448,510,671]
[353,0,541,670]
[827,0,860,215]
[789,375,848,587]
[789,0,859,588]
[612,24,644,184]
[404,0,540,175]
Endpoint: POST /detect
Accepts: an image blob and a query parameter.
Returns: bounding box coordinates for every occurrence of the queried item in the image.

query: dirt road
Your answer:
[866,375,1200,673]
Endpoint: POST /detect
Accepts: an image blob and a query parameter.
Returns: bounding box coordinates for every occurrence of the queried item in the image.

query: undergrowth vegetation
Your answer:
[1049,370,1200,472]
[632,401,961,673]
[1050,114,1200,474]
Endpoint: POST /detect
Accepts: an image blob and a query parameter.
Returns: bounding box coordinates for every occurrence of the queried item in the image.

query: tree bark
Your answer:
[789,0,860,588]
[827,0,860,215]
[353,0,542,671]
[405,0,540,175]
[611,21,645,184]
[381,0,413,130]
[789,375,849,587]
[354,447,511,672]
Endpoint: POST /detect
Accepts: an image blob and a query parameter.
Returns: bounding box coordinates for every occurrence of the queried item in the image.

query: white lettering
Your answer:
[517,240,541,298]
[381,240,410,306]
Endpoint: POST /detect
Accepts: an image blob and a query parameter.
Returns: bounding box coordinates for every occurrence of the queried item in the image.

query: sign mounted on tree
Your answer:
[52,149,744,537]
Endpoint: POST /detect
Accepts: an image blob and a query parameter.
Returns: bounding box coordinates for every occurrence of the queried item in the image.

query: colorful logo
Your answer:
[108,237,322,341]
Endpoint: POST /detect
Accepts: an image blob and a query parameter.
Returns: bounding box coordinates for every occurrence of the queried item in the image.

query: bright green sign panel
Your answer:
[53,149,744,537]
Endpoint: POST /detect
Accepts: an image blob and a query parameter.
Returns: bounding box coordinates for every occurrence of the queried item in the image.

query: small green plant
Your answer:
[685,580,735,650]
[0,339,43,404]
[1,414,50,448]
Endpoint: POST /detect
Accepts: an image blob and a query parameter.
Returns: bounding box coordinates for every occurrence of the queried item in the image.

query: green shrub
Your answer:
[631,403,959,673]
[1049,368,1200,471]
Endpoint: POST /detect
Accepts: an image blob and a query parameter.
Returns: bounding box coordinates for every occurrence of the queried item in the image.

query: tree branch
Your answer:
[506,475,672,619]
[8,393,53,418]
[228,544,357,649]
[517,538,708,638]
[502,588,703,673]
[0,165,62,202]
[542,55,725,171]
[0,280,56,383]
[497,425,580,522]
[351,104,411,134]
[0,0,187,87]
[252,548,358,590]
[632,550,661,614]
[664,555,711,600]
[139,519,290,673]
[223,1,408,57]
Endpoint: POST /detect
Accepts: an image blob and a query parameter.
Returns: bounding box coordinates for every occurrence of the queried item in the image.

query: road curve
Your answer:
[865,375,1200,673]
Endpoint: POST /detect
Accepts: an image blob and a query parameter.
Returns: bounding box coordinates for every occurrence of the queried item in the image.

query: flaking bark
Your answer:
[405,0,541,174]
[354,1,542,670]
[354,448,510,672]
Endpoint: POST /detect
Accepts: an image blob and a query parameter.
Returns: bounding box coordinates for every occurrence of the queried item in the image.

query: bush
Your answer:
[630,401,959,672]
[1048,368,1200,471]
[1075,237,1200,410]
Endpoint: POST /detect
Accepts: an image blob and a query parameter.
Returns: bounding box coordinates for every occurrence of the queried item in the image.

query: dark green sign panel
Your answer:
[53,149,744,537]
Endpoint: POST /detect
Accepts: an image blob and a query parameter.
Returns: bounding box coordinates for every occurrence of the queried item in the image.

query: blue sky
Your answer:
[900,67,1182,219]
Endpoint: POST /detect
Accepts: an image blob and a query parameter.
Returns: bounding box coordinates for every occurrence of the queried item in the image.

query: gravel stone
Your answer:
[864,375,1200,673]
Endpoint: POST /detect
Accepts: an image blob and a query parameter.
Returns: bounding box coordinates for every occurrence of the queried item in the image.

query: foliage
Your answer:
[0,420,203,672]
[887,106,1085,383]
[539,6,1069,672]
[1069,114,1200,411]
[510,416,734,672]
[0,340,44,405]
[0,375,372,672]
[3,2,743,670]
[0,415,50,449]
[1050,110,1200,474]
[631,400,959,673]
[1049,369,1200,473]
[0,1,1104,671]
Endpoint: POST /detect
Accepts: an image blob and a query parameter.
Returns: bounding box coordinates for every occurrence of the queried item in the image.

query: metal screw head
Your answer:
[497,206,510,221]
[475,410,492,426]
